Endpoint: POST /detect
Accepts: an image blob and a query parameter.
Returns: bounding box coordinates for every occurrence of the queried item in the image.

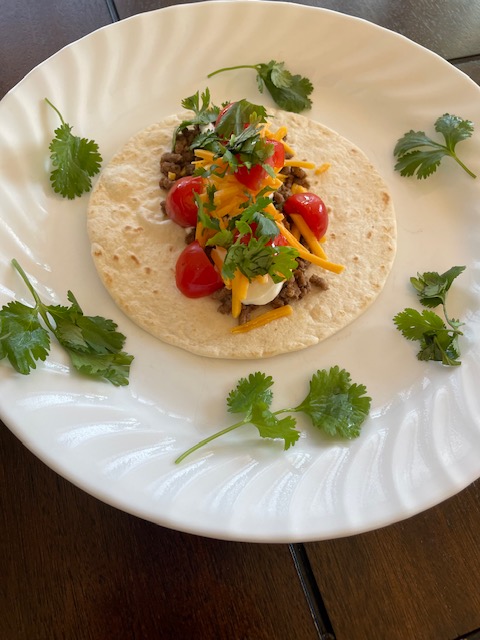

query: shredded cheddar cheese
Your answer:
[288,213,328,260]
[277,222,344,274]
[231,305,293,333]
[231,270,249,318]
[284,160,316,170]
[315,162,331,175]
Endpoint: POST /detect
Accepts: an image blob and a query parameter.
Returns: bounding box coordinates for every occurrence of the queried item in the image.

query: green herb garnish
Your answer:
[45,98,102,199]
[393,266,465,366]
[208,60,313,113]
[174,88,220,145]
[0,259,133,385]
[175,367,371,463]
[393,114,476,179]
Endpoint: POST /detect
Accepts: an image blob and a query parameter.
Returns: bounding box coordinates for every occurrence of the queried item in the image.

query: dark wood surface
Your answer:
[1,2,480,639]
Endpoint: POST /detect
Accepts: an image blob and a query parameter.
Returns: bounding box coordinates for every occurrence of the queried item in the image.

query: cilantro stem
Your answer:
[12,259,42,306]
[174,419,248,464]
[452,154,476,178]
[44,97,65,125]
[207,65,258,78]
[11,259,57,332]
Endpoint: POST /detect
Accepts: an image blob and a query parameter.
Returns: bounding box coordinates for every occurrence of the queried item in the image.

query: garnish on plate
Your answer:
[45,98,102,199]
[393,114,476,179]
[207,60,313,113]
[175,366,371,463]
[0,259,133,385]
[393,266,465,366]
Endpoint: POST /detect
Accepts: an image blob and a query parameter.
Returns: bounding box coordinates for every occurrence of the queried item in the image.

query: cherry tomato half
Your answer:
[175,241,224,298]
[165,176,204,228]
[283,192,329,239]
[235,140,285,191]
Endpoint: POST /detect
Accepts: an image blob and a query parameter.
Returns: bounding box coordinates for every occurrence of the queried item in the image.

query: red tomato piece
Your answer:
[175,241,224,298]
[283,192,329,239]
[235,139,285,191]
[215,102,233,128]
[165,176,204,228]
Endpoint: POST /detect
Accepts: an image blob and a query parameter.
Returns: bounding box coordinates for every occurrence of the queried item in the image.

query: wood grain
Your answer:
[0,425,318,640]
[0,0,112,98]
[305,481,480,640]
[113,0,480,60]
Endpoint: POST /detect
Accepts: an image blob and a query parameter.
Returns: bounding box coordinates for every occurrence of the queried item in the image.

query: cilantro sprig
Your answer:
[175,367,371,463]
[190,95,274,174]
[393,114,476,179]
[208,60,313,113]
[202,196,299,284]
[393,266,465,366]
[46,98,102,199]
[0,259,133,385]
[174,88,220,145]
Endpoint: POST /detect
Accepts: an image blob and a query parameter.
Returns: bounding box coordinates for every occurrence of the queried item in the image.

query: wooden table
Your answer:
[1,2,480,639]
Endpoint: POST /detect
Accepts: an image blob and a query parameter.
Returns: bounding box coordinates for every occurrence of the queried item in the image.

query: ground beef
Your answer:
[271,259,329,307]
[159,126,199,190]
[274,166,311,209]
[211,287,232,315]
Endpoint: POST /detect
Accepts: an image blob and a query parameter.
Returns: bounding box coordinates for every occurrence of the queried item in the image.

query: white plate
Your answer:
[1,1,480,542]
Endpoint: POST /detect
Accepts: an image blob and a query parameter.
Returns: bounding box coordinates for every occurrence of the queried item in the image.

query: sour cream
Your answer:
[243,275,284,306]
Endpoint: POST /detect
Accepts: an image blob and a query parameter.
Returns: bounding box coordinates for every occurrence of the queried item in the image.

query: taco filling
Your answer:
[87,91,396,359]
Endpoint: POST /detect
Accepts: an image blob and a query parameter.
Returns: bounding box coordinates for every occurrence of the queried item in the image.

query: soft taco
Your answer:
[87,93,396,359]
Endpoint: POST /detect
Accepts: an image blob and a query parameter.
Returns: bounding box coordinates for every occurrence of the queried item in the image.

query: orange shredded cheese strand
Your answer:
[290,223,301,241]
[284,160,316,170]
[231,305,293,333]
[277,222,344,274]
[315,162,331,175]
[231,270,249,318]
[288,213,328,259]
[264,202,284,221]
[290,183,307,195]
[272,126,288,140]
[194,149,215,161]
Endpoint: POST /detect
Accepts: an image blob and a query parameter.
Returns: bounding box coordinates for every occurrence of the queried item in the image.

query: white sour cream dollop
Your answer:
[243,276,284,306]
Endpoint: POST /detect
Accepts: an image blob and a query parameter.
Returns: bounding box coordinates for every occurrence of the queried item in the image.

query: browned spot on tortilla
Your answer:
[93,249,102,257]
[130,253,140,264]
[382,191,390,205]
[113,254,119,261]
[145,266,152,274]
[366,230,373,239]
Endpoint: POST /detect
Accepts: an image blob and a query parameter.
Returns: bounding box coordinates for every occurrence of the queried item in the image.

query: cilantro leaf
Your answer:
[175,368,371,463]
[0,301,50,374]
[393,114,476,179]
[250,404,299,450]
[393,309,462,366]
[227,371,274,414]
[215,99,269,138]
[393,267,465,366]
[291,366,371,439]
[46,98,102,198]
[207,60,313,113]
[0,260,133,385]
[222,237,298,283]
[175,372,300,463]
[410,266,465,309]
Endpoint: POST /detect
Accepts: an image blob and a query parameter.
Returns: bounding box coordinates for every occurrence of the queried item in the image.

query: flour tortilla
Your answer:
[87,108,396,359]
